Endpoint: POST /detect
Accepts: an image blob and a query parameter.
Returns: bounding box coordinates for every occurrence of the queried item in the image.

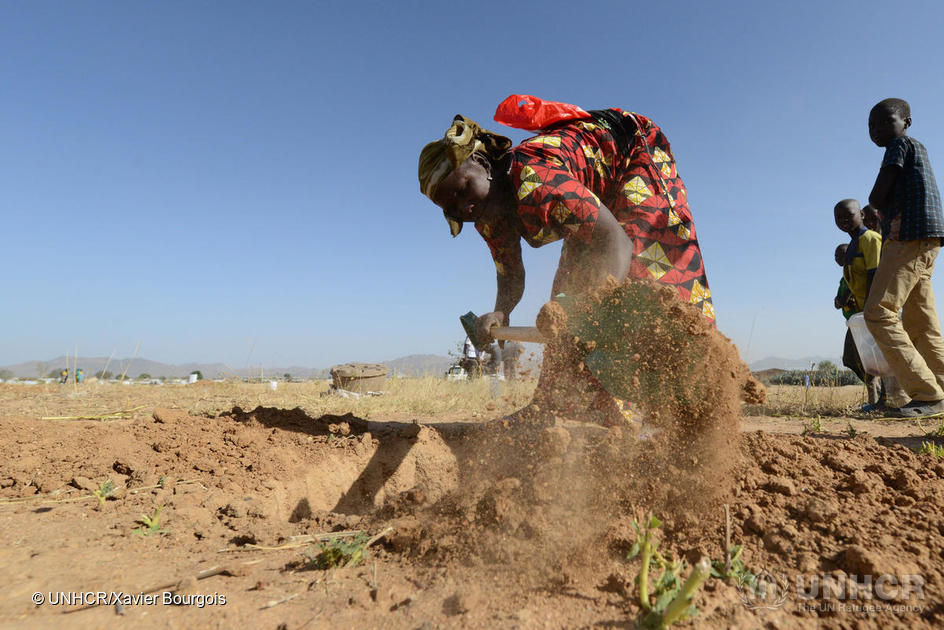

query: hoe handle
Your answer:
[460,311,546,349]
[489,325,545,344]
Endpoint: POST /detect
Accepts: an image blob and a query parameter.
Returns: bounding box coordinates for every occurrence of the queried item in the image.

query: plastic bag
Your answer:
[493,94,590,131]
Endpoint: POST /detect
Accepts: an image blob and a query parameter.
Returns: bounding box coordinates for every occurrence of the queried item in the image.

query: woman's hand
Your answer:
[475,311,506,344]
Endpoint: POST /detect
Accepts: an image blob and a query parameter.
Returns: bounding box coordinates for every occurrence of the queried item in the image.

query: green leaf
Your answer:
[648,515,662,529]
[627,541,641,559]
[660,572,679,590]
[653,588,676,613]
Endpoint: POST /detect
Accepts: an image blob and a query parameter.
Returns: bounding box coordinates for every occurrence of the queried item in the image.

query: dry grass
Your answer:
[743,384,866,418]
[2,378,869,424]
[0,376,538,424]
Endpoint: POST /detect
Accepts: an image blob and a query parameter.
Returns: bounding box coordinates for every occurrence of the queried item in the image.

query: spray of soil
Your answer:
[377,279,764,585]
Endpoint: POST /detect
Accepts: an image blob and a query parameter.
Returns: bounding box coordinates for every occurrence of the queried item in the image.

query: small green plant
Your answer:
[801,417,823,436]
[93,480,116,506]
[844,423,858,438]
[306,533,371,569]
[132,506,166,536]
[916,441,944,458]
[917,418,944,437]
[628,513,710,629]
[710,544,755,583]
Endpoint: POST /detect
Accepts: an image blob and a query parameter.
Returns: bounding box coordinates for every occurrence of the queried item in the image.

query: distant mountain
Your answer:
[749,356,842,371]
[383,354,454,377]
[0,356,333,380]
[2,357,236,380]
[0,355,448,380]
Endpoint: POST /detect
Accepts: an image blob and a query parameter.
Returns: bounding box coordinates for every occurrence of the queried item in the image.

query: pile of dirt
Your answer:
[732,432,944,593]
[373,424,944,628]
[0,406,459,524]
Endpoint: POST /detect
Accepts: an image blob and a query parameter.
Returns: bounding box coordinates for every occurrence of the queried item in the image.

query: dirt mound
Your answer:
[732,432,944,584]
[372,425,944,628]
[0,406,459,522]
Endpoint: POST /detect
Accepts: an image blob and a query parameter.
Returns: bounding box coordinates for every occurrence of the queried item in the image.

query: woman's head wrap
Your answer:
[418,115,512,236]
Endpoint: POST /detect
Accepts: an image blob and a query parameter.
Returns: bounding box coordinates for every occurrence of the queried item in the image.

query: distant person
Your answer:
[481,341,523,379]
[462,336,478,360]
[864,97,944,418]
[833,201,884,409]
[460,336,483,378]
[59,369,68,384]
[482,343,502,377]
[75,368,84,384]
[863,204,881,232]
[500,341,523,380]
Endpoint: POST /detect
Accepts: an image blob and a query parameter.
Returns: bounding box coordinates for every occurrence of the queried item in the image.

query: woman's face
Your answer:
[431,158,492,224]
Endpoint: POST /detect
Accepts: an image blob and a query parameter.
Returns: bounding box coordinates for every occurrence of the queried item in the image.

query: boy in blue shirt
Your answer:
[864,98,944,417]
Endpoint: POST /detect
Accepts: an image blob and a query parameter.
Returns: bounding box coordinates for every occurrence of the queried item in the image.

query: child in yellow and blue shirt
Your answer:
[834,200,884,408]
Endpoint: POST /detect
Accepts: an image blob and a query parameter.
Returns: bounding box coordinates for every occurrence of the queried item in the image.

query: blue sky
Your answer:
[2,1,944,369]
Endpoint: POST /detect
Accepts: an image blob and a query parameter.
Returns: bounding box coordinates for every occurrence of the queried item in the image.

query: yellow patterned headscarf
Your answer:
[418,115,511,236]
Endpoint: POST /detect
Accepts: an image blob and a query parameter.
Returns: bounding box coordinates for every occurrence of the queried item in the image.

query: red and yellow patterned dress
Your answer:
[474,109,714,322]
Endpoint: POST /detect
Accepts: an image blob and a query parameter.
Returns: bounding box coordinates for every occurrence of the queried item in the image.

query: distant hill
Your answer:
[383,354,454,377]
[13,344,800,381]
[0,355,450,380]
[1,357,255,380]
[748,356,842,371]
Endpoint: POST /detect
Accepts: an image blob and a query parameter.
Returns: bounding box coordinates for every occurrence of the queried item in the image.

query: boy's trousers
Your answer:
[864,238,944,407]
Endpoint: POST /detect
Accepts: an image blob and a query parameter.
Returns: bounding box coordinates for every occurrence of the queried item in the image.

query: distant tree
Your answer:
[0,369,13,381]
[816,360,838,373]
[191,370,203,381]
[98,370,114,380]
[138,373,152,380]
[283,373,291,382]
[769,365,860,387]
[813,361,841,386]
[47,368,62,379]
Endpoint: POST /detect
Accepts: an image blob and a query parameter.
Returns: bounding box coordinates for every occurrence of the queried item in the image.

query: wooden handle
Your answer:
[489,325,546,344]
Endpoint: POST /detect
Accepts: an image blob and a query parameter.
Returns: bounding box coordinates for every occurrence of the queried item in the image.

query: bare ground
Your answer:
[2,382,944,630]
